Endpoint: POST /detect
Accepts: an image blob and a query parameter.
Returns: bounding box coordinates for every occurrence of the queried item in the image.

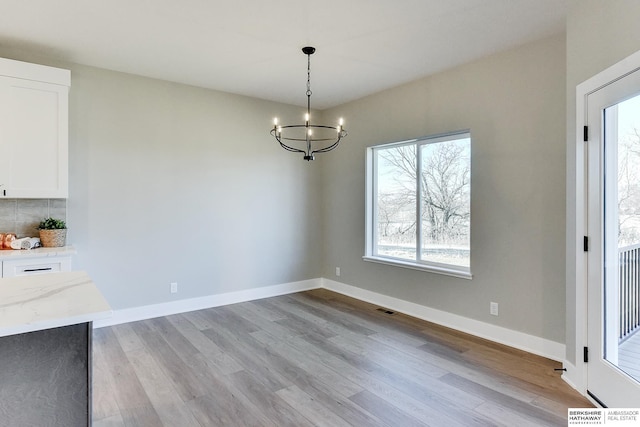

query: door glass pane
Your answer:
[375,145,417,260]
[419,137,470,267]
[604,93,640,383]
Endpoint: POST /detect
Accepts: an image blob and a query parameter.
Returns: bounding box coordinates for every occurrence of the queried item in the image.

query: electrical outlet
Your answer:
[490,302,499,316]
[170,282,178,294]
[336,267,341,277]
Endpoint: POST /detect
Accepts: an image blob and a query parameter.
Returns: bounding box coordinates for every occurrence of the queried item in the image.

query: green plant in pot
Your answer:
[37,217,67,248]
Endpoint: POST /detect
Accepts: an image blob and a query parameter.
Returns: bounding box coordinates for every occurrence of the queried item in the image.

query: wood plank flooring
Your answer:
[619,331,640,382]
[92,289,592,426]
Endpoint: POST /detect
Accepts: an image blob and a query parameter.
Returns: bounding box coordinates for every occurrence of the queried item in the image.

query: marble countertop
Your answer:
[0,245,76,260]
[0,271,112,337]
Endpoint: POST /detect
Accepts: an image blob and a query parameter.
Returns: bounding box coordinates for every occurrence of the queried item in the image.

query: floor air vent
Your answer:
[376,308,396,315]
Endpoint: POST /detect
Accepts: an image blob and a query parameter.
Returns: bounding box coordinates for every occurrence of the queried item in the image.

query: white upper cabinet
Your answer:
[0,58,70,198]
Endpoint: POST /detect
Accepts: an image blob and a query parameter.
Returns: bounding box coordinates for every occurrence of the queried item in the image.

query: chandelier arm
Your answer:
[280,143,307,154]
[311,139,342,155]
[306,125,343,130]
[272,125,347,143]
[279,140,307,154]
[277,137,341,142]
[271,129,308,154]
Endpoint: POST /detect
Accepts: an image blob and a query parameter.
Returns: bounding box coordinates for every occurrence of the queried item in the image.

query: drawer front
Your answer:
[2,257,72,277]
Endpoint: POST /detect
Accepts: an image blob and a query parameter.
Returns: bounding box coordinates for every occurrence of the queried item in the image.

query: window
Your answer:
[365,131,471,279]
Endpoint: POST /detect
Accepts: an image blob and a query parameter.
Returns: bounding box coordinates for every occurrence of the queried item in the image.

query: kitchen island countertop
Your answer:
[0,270,111,337]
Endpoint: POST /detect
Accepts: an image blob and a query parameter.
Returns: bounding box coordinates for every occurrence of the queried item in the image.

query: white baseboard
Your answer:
[93,278,322,328]
[94,276,565,364]
[322,278,566,362]
[561,361,587,395]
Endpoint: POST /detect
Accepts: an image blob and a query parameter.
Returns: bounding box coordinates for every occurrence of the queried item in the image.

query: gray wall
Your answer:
[565,0,640,365]
[0,49,323,310]
[321,35,567,343]
[67,65,323,309]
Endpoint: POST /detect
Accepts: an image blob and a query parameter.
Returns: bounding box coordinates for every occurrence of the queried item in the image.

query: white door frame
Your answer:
[571,48,640,403]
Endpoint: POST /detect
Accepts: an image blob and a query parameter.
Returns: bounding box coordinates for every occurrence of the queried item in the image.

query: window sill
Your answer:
[362,256,472,280]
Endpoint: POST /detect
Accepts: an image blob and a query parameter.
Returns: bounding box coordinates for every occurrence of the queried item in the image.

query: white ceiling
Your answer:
[0,0,567,109]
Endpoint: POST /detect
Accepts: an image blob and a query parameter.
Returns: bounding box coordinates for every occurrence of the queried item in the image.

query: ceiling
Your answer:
[0,0,567,110]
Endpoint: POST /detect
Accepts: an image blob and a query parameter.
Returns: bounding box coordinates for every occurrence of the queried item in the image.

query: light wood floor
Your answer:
[92,289,592,426]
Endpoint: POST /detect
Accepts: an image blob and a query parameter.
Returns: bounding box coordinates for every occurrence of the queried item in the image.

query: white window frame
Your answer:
[364,131,472,279]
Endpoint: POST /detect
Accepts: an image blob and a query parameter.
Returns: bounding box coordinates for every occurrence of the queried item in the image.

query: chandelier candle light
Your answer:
[271,46,347,161]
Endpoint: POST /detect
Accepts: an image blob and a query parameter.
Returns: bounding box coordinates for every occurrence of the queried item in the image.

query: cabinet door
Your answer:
[0,76,68,198]
[0,323,91,426]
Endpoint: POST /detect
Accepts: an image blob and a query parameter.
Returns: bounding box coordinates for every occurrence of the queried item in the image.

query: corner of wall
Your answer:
[561,361,586,395]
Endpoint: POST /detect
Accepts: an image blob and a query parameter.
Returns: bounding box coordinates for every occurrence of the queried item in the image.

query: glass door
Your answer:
[587,68,640,407]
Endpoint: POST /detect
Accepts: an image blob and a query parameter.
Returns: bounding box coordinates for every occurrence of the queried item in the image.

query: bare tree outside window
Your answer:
[376,145,417,259]
[420,140,470,266]
[617,97,640,249]
[373,133,470,269]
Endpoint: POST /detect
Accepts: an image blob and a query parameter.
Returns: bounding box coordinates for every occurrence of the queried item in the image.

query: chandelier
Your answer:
[271,46,347,161]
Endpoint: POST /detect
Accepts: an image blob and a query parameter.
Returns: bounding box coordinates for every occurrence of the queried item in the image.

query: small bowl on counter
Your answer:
[0,233,16,250]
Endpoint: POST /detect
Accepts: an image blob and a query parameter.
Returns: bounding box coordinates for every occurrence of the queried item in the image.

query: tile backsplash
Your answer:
[0,199,67,237]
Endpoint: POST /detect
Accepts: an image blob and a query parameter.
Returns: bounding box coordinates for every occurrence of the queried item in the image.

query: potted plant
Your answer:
[37,217,67,247]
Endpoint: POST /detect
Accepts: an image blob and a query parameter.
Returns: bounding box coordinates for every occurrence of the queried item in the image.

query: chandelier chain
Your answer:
[306,53,312,97]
